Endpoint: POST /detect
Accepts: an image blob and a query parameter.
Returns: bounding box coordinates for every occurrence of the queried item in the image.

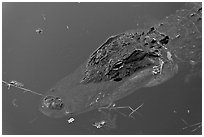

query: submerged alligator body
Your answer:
[39,3,202,118]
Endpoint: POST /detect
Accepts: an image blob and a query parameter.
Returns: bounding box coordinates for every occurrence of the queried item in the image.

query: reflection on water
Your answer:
[2,2,201,135]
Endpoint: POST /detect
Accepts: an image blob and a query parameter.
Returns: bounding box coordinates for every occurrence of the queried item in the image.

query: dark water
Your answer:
[2,2,202,134]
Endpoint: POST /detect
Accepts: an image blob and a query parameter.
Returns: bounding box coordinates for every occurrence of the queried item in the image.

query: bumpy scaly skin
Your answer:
[81,2,201,86]
[154,2,202,62]
[81,29,167,84]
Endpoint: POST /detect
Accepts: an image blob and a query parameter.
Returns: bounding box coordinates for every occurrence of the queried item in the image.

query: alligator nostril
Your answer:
[42,95,64,111]
[39,95,68,118]
[50,97,64,110]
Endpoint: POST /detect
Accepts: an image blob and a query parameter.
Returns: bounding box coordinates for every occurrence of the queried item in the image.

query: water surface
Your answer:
[2,2,202,134]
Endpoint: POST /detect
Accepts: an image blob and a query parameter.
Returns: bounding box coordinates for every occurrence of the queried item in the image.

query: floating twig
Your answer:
[98,103,144,119]
[182,122,202,130]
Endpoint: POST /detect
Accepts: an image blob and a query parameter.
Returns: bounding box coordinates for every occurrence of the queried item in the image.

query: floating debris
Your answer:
[93,120,106,129]
[42,14,46,21]
[66,25,69,30]
[12,99,18,107]
[9,80,24,88]
[173,108,202,133]
[29,116,39,124]
[98,103,144,119]
[91,110,117,130]
[181,118,189,125]
[2,80,43,96]
[35,28,43,34]
[182,121,202,133]
[173,109,177,114]
[67,117,75,124]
